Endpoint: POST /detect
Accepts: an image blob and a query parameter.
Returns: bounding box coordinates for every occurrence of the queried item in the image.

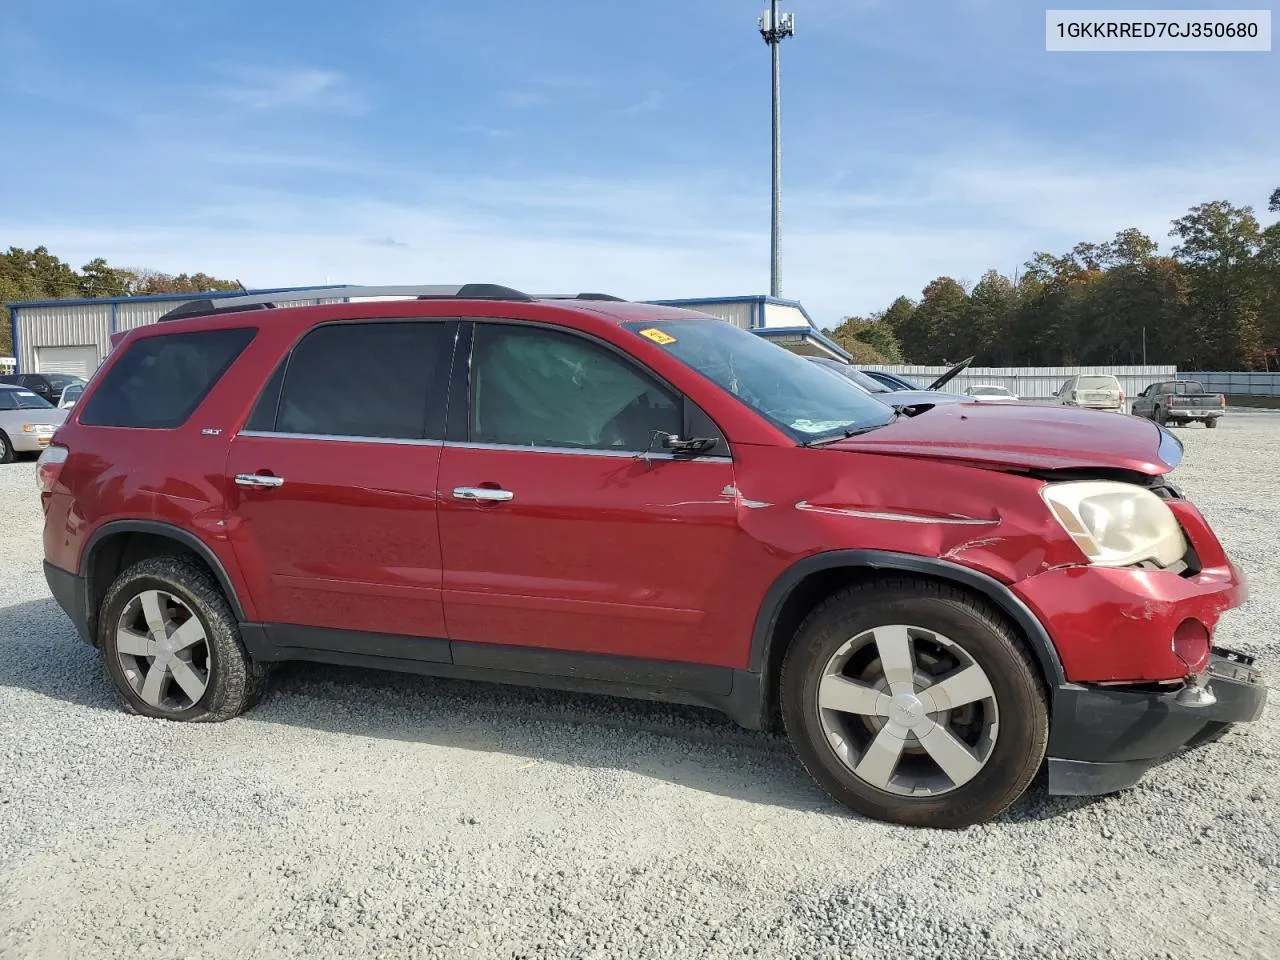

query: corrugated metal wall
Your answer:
[18,296,346,372]
[859,364,1178,406]
[15,303,114,374]
[1180,371,1280,397]
[680,301,754,330]
[760,303,809,329]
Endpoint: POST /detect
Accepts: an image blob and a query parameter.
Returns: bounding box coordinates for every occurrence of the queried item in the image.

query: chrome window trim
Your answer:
[239,430,443,447]
[443,440,731,460]
[236,430,731,460]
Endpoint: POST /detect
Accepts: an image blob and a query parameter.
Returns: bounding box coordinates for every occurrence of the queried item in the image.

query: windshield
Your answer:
[10,389,54,409]
[806,357,890,394]
[623,319,895,442]
[46,374,85,390]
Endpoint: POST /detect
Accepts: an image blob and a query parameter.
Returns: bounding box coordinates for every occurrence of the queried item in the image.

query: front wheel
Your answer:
[0,431,13,464]
[98,555,268,721]
[780,579,1048,829]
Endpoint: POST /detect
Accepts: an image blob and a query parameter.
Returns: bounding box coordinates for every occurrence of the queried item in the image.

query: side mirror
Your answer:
[662,434,719,456]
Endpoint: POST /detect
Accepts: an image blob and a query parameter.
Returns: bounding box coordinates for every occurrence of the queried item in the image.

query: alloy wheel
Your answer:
[115,589,212,712]
[816,624,999,797]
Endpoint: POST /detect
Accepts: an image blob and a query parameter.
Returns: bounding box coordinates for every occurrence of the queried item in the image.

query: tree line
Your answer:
[1,246,239,356]
[825,189,1280,371]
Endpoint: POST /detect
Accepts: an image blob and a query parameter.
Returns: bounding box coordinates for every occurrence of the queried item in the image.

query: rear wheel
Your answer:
[1154,406,1167,426]
[98,556,268,722]
[780,579,1048,829]
[1206,417,1219,429]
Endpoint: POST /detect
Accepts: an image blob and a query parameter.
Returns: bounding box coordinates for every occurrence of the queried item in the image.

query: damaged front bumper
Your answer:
[1046,646,1267,796]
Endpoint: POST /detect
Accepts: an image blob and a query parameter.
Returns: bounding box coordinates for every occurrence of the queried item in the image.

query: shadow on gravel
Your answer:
[1,595,1117,823]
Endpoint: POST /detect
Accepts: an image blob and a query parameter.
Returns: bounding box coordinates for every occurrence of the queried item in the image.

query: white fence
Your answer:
[858,365,1178,405]
[1181,371,1280,397]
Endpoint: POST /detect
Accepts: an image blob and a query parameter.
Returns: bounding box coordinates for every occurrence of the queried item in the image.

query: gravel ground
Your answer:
[1,417,1277,960]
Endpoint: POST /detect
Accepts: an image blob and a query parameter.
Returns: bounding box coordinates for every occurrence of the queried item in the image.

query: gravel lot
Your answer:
[2,416,1277,960]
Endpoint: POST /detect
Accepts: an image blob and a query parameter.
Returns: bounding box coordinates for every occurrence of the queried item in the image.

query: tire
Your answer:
[1206,418,1218,429]
[98,555,268,722]
[0,431,12,464]
[780,578,1048,829]
[1154,406,1167,426]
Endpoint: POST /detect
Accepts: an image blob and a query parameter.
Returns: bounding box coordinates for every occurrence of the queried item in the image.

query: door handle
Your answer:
[235,474,285,488]
[453,486,513,502]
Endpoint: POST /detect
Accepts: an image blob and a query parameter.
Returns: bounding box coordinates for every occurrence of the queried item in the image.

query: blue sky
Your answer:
[2,1,1276,325]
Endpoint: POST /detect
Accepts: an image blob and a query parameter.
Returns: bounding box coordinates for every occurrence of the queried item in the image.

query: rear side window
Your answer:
[265,321,447,440]
[78,328,256,429]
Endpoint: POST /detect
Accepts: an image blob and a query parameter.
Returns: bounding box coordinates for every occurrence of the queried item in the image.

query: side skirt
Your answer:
[238,623,767,730]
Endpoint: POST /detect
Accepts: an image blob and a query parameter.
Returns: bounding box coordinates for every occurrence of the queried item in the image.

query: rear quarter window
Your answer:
[78,328,257,429]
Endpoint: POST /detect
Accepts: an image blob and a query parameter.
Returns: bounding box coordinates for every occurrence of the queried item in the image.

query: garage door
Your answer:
[36,345,100,378]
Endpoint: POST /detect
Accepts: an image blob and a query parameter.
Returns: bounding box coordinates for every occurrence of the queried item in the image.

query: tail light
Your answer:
[36,444,68,495]
[1219,394,1226,408]
[1118,389,1125,404]
[1162,393,1175,406]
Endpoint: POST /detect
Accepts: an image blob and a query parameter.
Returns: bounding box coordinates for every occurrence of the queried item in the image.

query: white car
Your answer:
[1054,374,1125,413]
[0,384,68,463]
[963,384,1019,402]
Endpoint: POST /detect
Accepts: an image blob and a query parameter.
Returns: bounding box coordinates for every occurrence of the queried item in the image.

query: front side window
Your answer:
[623,319,894,443]
[78,328,256,429]
[270,321,446,440]
[470,324,682,451]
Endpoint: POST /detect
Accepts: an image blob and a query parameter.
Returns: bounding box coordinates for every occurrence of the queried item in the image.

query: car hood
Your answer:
[884,390,974,406]
[830,401,1180,474]
[0,406,67,426]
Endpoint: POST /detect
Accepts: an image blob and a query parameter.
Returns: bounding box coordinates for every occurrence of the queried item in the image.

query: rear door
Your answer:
[225,318,456,655]
[436,320,745,669]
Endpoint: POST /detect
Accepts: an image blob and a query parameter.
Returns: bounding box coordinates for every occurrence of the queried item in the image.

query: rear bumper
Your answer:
[1047,647,1267,795]
[44,560,92,644]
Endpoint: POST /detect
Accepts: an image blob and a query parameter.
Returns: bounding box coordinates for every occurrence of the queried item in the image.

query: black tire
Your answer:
[98,555,268,722]
[1154,406,1167,426]
[0,430,13,464]
[1206,418,1219,429]
[780,578,1048,829]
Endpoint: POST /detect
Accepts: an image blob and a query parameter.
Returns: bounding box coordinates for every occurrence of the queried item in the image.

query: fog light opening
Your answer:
[1173,618,1211,675]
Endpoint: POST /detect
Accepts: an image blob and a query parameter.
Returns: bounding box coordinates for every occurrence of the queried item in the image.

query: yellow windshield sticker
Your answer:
[639,327,676,345]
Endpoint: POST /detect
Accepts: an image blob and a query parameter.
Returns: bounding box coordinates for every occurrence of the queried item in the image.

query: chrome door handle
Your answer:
[453,486,513,502]
[235,474,284,488]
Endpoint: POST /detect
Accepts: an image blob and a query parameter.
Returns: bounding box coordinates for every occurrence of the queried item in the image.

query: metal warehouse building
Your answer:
[6,288,850,377]
[5,287,346,378]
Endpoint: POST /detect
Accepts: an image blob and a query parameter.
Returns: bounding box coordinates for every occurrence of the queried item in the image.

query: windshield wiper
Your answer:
[805,411,903,446]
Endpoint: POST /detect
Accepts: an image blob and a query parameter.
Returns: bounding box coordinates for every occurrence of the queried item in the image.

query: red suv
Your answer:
[37,284,1266,828]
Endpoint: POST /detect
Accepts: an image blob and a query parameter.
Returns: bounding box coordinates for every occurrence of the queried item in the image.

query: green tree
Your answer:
[823,316,903,364]
[1170,201,1264,367]
[965,270,1017,363]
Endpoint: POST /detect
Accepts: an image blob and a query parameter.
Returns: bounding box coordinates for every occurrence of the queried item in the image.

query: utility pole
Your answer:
[759,3,794,299]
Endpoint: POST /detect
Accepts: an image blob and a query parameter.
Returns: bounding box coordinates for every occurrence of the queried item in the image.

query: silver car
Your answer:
[0,384,68,463]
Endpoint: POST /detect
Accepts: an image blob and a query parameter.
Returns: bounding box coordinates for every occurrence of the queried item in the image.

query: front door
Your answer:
[437,321,745,668]
[225,318,455,654]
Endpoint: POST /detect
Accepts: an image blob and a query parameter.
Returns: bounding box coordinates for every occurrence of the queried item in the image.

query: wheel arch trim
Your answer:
[748,549,1067,687]
[81,520,248,622]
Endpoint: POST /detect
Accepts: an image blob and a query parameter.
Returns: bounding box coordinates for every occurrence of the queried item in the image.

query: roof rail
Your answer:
[156,284,629,321]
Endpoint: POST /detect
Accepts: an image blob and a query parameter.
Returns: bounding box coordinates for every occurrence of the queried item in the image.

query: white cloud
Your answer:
[12,143,1278,328]
[210,65,365,114]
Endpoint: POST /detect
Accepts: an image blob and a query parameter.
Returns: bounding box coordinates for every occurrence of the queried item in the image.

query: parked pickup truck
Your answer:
[1131,379,1225,428]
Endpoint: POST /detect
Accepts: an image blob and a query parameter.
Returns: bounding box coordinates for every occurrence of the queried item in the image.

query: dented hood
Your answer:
[829,401,1181,475]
